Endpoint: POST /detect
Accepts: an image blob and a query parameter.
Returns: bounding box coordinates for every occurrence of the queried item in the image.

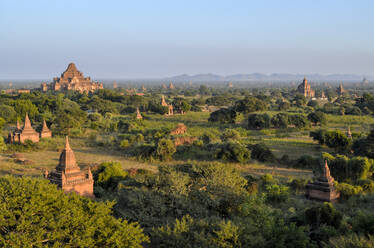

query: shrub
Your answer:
[216,142,251,163]
[250,143,275,162]
[247,113,271,130]
[156,138,176,161]
[335,182,363,199]
[94,162,128,192]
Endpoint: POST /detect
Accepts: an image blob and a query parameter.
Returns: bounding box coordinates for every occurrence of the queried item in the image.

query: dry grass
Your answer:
[0,138,156,177]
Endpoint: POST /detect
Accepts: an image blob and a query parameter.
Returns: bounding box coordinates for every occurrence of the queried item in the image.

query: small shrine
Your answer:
[306,160,340,202]
[45,136,94,198]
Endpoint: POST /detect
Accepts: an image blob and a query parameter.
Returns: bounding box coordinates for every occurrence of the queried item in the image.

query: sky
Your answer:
[0,0,373,79]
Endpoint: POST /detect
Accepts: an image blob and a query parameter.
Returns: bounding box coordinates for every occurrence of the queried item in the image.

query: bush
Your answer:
[250,143,275,162]
[271,113,289,128]
[94,162,128,192]
[335,182,363,199]
[247,113,271,130]
[156,138,176,161]
[265,184,290,203]
[216,142,251,163]
[208,108,237,124]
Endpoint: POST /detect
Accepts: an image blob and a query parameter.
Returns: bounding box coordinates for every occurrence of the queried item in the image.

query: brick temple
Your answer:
[45,136,94,198]
[297,77,315,98]
[40,120,52,139]
[161,95,173,115]
[8,113,40,143]
[41,63,103,93]
[306,160,340,202]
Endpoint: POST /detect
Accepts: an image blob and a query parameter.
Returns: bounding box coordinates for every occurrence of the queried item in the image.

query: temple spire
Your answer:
[323,160,331,178]
[65,136,71,150]
[24,113,31,129]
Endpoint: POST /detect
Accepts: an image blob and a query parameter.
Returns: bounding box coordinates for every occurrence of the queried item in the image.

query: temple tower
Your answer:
[45,136,94,197]
[306,161,340,202]
[40,120,52,139]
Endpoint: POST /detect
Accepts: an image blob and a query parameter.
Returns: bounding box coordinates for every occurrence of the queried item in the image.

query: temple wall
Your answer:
[63,180,94,197]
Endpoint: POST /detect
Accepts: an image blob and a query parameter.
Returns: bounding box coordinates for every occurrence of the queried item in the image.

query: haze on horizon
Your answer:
[0,0,373,80]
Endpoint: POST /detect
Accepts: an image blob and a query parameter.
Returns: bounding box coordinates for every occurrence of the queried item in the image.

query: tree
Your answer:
[247,113,271,129]
[94,162,128,192]
[234,96,267,114]
[288,114,309,129]
[209,108,237,124]
[278,101,291,111]
[220,129,241,142]
[216,142,251,163]
[271,113,289,128]
[0,176,148,247]
[0,104,17,122]
[250,143,275,162]
[307,111,326,126]
[293,94,307,107]
[156,138,176,161]
[172,97,191,114]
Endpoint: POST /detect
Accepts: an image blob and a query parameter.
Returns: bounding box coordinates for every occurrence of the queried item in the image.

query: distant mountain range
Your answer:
[166,73,371,82]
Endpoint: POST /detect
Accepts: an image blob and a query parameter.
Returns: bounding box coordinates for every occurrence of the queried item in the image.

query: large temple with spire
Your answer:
[45,136,94,197]
[41,63,103,93]
[306,160,340,202]
[297,77,315,98]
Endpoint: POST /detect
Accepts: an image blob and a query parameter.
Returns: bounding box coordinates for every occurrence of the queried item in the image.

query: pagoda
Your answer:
[306,161,340,202]
[161,95,173,115]
[169,82,175,89]
[347,126,352,139]
[40,120,52,139]
[45,136,94,197]
[8,113,40,143]
[136,107,143,119]
[336,83,345,96]
[297,77,315,98]
[41,63,103,93]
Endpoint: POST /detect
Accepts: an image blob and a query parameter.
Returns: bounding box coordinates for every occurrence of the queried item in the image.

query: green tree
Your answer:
[94,162,128,192]
[208,108,237,124]
[247,113,271,129]
[308,111,327,126]
[156,138,176,161]
[271,113,289,128]
[0,176,148,247]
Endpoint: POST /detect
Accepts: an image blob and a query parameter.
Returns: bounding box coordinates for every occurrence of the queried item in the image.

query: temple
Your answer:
[136,107,143,119]
[306,160,340,202]
[41,63,103,93]
[161,95,174,115]
[169,82,175,89]
[8,113,40,143]
[45,136,94,197]
[297,77,315,98]
[336,83,345,96]
[40,120,52,139]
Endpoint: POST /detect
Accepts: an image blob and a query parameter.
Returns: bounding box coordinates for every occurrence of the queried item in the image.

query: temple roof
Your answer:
[41,119,51,132]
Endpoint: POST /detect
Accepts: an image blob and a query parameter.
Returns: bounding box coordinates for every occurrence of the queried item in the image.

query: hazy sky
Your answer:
[1,0,373,79]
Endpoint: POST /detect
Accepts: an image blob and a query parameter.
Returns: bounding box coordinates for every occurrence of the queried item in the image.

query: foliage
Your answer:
[208,108,237,124]
[247,113,270,129]
[308,111,327,126]
[156,138,176,161]
[271,112,289,128]
[94,162,128,192]
[216,142,251,163]
[250,143,276,162]
[234,96,268,114]
[0,176,148,247]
